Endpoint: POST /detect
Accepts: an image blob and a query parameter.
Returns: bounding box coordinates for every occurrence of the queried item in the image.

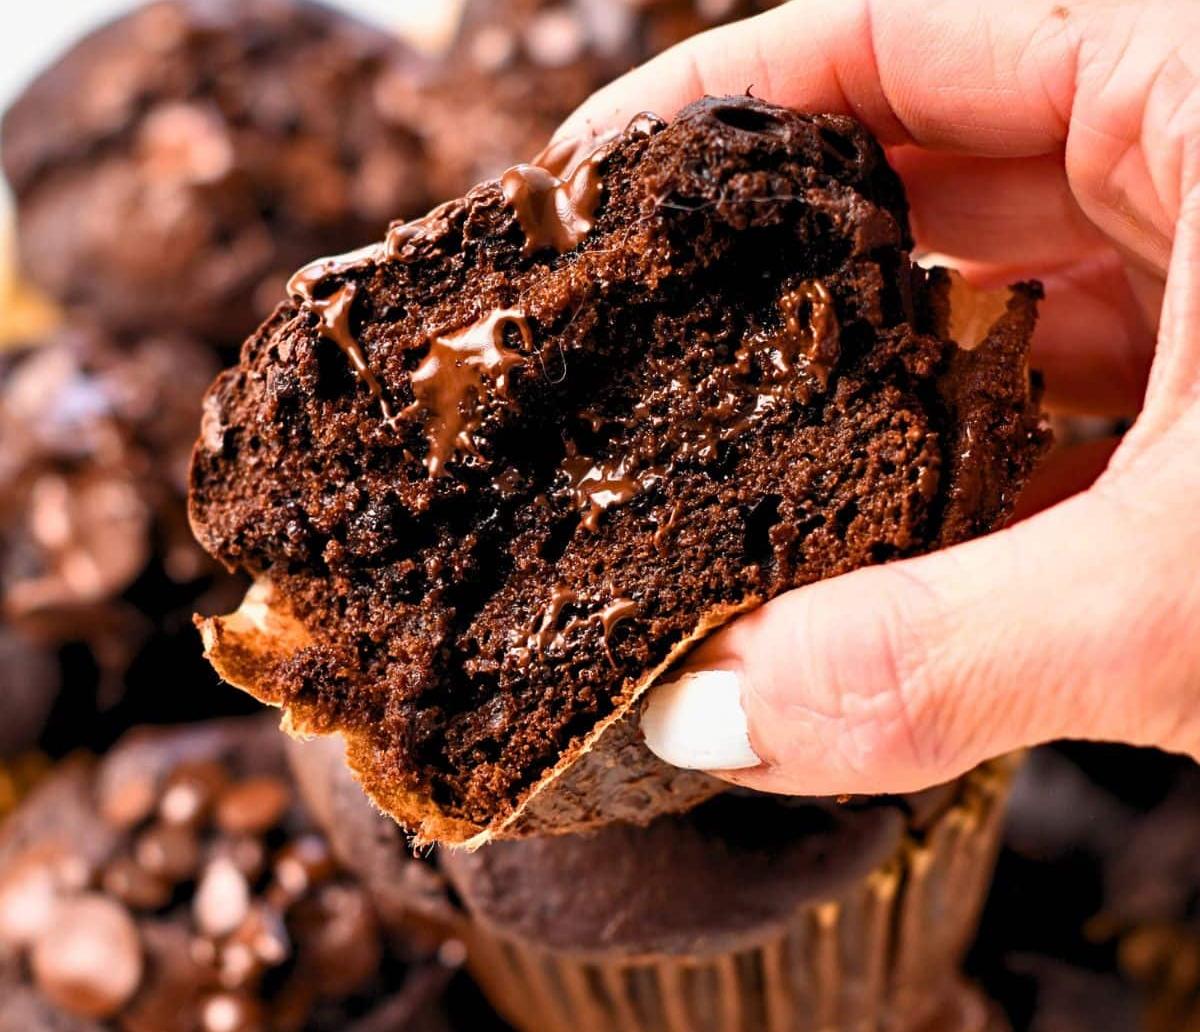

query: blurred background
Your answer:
[0,1,459,129]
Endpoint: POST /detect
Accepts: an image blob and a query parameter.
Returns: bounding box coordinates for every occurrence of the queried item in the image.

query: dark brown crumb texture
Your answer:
[189,96,1048,838]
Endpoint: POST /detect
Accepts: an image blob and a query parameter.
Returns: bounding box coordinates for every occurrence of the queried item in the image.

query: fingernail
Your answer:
[641,670,761,771]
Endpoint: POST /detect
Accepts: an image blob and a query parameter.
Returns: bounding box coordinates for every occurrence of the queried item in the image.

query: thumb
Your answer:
[641,475,1200,796]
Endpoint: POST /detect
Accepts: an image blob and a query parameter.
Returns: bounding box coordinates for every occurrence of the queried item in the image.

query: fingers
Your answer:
[916,253,1154,417]
[560,0,1078,156]
[1011,435,1120,520]
[1025,253,1156,416]
[642,472,1200,796]
[891,151,1107,267]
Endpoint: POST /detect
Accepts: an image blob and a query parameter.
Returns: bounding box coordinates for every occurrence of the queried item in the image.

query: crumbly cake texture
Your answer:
[1,0,429,346]
[190,96,1049,846]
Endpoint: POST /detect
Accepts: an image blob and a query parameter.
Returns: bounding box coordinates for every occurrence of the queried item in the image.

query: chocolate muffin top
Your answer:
[190,96,1048,845]
[0,325,251,751]
[409,0,780,198]
[1,0,430,345]
[0,718,458,1032]
[442,790,908,955]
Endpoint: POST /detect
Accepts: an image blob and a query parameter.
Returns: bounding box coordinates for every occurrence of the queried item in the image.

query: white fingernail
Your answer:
[641,670,761,770]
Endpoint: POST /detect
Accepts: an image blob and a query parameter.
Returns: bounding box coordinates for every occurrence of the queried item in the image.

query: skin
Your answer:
[560,0,1200,794]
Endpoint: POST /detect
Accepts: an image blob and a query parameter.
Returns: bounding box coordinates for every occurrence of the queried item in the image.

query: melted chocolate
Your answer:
[504,112,665,257]
[317,284,396,423]
[558,283,838,531]
[511,587,638,668]
[404,310,533,477]
[737,280,839,387]
[561,455,665,532]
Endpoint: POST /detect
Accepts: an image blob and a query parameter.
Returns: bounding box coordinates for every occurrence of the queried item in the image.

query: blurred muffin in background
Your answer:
[0,323,250,755]
[0,718,464,1032]
[401,0,780,199]
[971,744,1200,1031]
[1,0,433,349]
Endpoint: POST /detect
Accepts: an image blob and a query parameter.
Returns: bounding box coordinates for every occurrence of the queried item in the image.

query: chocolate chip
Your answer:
[217,904,290,990]
[102,775,160,830]
[120,921,213,1032]
[201,991,266,1032]
[194,857,251,939]
[209,834,267,884]
[159,760,228,827]
[103,855,174,912]
[290,883,381,997]
[31,893,144,1019]
[0,848,88,948]
[136,823,201,883]
[215,777,291,836]
[272,834,336,899]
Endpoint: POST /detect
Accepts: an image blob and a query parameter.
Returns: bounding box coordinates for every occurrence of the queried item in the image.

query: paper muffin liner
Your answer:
[459,757,1018,1032]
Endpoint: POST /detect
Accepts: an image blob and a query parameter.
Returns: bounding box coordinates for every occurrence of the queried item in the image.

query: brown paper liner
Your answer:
[459,758,1018,1032]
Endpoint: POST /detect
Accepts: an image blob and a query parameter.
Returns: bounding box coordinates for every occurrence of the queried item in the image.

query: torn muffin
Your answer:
[189,96,1048,846]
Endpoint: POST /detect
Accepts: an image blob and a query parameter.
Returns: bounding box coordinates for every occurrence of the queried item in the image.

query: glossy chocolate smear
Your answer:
[511,586,638,667]
[288,254,396,424]
[561,453,665,532]
[504,112,665,256]
[404,310,533,477]
[502,150,608,255]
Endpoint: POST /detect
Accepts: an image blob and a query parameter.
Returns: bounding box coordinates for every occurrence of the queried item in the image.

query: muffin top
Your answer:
[0,718,458,1032]
[441,789,912,956]
[1,0,431,344]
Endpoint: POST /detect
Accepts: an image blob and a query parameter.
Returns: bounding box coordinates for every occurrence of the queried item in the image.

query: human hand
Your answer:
[557,0,1200,795]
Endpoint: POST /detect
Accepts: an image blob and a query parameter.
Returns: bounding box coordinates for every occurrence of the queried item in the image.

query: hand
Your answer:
[559,0,1200,795]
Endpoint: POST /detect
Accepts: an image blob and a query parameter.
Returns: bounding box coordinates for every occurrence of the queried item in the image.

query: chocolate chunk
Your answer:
[31,894,144,1020]
[194,858,251,939]
[0,719,459,1031]
[134,825,201,885]
[213,778,291,837]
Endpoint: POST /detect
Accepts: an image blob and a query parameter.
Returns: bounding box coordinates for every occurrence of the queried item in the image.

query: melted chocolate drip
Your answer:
[737,280,839,387]
[503,112,664,256]
[404,310,533,477]
[511,587,638,668]
[501,156,607,256]
[557,280,839,530]
[288,248,396,423]
[561,454,665,532]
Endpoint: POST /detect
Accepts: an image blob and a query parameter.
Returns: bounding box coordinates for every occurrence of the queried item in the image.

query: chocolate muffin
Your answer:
[970,744,1200,1032]
[409,0,780,198]
[0,324,249,752]
[442,762,1016,1032]
[0,718,460,1032]
[1,0,430,346]
[190,96,1048,845]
